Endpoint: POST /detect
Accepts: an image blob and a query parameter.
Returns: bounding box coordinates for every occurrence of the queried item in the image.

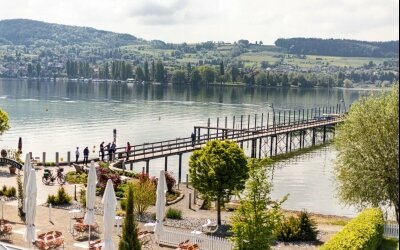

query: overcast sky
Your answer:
[0,0,398,44]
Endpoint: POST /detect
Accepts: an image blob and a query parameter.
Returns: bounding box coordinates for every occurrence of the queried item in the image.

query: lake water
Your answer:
[0,79,377,217]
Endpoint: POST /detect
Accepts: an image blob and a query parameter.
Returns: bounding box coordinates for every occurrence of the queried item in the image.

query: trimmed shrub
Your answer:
[276,211,318,241]
[80,189,86,208]
[320,208,384,250]
[6,187,16,197]
[165,171,176,192]
[166,207,182,220]
[298,211,318,241]
[65,171,87,184]
[276,216,301,241]
[47,187,72,205]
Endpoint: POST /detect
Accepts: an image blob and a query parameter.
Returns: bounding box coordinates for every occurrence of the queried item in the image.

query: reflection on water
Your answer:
[0,79,379,217]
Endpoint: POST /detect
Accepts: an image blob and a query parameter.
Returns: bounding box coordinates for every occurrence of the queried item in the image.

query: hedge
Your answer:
[321,208,384,250]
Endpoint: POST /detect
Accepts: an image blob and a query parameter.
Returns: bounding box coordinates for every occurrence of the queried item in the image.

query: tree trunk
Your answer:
[395,204,399,225]
[217,197,221,225]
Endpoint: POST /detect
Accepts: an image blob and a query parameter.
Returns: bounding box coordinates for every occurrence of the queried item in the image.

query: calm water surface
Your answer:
[0,79,377,217]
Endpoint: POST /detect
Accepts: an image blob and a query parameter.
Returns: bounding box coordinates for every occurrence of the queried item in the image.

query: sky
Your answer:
[0,0,398,44]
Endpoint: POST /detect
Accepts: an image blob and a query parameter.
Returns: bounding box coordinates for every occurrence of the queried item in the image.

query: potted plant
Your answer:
[9,165,16,175]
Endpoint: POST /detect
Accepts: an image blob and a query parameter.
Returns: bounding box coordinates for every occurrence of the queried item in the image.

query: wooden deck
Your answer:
[111,116,344,164]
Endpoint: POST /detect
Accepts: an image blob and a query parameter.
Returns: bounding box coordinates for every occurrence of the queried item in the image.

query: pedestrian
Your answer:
[110,142,116,162]
[191,132,196,146]
[100,141,105,161]
[75,147,80,164]
[106,142,112,162]
[83,147,89,165]
[126,142,131,160]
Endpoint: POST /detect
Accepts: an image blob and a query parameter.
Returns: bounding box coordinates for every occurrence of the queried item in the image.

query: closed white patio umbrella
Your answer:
[101,179,117,250]
[84,161,97,246]
[23,153,31,213]
[24,168,37,248]
[155,170,167,242]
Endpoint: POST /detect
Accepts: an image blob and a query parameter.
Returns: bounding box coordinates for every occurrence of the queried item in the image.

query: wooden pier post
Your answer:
[146,160,150,174]
[258,138,262,158]
[254,114,257,130]
[275,135,278,155]
[285,133,289,153]
[178,153,182,183]
[270,136,273,157]
[278,111,281,126]
[67,151,70,165]
[323,126,327,143]
[267,113,269,130]
[55,152,59,166]
[207,118,210,140]
[164,156,168,171]
[42,152,46,166]
[283,111,286,125]
[289,132,292,152]
[216,117,219,139]
[302,130,305,147]
[232,116,235,137]
[312,128,316,146]
[130,162,133,170]
[261,113,264,129]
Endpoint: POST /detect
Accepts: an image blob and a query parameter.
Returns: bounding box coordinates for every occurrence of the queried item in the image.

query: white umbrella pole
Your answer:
[88,225,91,248]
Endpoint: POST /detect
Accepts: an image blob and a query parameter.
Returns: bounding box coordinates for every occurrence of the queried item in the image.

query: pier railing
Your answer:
[111,115,344,163]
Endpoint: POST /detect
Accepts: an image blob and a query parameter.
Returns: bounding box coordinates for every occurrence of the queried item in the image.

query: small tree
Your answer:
[334,85,399,223]
[0,108,10,135]
[230,159,285,249]
[132,180,156,216]
[119,185,141,250]
[189,140,248,225]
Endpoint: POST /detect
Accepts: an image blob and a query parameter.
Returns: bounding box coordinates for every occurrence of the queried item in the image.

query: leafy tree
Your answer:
[171,70,186,85]
[186,62,192,77]
[334,86,399,223]
[0,108,10,135]
[119,185,141,250]
[231,65,239,83]
[151,60,155,81]
[36,62,41,77]
[131,179,156,216]
[219,61,225,76]
[190,68,202,85]
[155,60,165,83]
[144,61,149,81]
[135,66,145,81]
[199,65,216,84]
[189,140,248,225]
[230,159,285,249]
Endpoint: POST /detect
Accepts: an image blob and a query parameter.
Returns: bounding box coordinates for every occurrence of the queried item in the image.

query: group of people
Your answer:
[75,146,90,165]
[75,141,132,166]
[99,141,117,162]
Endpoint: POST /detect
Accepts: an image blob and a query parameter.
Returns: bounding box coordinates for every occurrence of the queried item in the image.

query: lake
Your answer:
[0,79,376,217]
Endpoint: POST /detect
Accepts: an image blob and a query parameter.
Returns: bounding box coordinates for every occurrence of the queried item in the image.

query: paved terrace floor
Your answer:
[0,167,343,249]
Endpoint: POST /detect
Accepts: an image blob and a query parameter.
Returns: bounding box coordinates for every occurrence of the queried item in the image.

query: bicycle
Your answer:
[42,168,65,185]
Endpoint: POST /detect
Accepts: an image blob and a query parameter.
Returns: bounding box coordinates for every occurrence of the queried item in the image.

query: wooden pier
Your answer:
[109,105,345,182]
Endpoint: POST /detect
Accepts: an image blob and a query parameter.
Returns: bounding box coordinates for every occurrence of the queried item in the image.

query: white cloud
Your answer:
[0,0,398,44]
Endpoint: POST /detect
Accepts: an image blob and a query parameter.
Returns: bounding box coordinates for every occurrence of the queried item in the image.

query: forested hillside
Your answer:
[275,38,399,58]
[0,19,137,47]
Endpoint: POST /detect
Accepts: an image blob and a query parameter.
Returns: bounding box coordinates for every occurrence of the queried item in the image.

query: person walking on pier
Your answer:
[110,142,116,162]
[75,147,80,164]
[126,142,131,160]
[106,142,111,162]
[100,141,105,161]
[83,147,89,165]
[191,132,196,147]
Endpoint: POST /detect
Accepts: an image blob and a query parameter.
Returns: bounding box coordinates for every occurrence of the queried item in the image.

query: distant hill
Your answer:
[0,19,137,48]
[275,38,399,58]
